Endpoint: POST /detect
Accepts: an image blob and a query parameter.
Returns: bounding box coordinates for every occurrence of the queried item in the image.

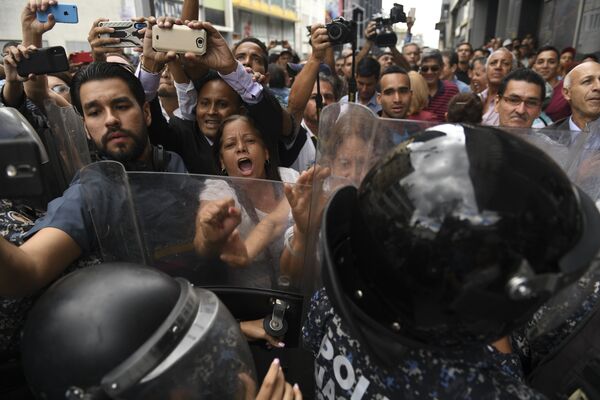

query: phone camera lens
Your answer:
[196,37,204,48]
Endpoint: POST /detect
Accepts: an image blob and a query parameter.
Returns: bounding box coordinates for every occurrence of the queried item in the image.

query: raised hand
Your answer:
[142,16,178,72]
[182,20,237,74]
[194,198,242,257]
[284,165,330,236]
[308,24,329,62]
[2,44,37,83]
[87,18,121,62]
[22,0,57,45]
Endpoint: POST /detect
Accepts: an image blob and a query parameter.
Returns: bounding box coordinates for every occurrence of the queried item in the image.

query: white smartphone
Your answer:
[152,25,207,55]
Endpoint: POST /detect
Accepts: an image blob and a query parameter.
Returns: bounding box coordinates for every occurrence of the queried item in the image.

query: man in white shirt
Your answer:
[558,61,600,132]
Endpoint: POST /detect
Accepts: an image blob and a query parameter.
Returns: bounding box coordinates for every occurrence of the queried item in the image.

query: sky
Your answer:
[382,0,443,48]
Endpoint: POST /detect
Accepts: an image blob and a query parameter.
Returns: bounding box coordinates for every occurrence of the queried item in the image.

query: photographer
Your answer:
[355,20,410,72]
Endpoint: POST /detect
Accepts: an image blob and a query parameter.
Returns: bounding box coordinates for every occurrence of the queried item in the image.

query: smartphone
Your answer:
[98,21,147,48]
[17,46,69,77]
[152,25,207,55]
[36,4,78,24]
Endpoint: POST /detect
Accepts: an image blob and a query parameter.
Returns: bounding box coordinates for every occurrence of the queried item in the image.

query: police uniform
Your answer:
[303,288,547,400]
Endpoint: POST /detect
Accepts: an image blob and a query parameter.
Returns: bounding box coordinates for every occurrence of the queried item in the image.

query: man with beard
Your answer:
[377,65,412,120]
[0,61,186,298]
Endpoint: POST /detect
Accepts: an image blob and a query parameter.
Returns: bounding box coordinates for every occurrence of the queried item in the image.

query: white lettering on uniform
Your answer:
[322,378,335,400]
[315,365,326,389]
[319,332,334,360]
[350,376,371,400]
[333,355,355,390]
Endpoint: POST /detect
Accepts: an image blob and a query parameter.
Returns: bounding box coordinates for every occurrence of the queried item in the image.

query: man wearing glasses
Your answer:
[494,69,545,128]
[420,49,459,122]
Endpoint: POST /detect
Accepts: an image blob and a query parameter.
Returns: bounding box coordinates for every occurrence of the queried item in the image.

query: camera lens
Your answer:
[328,25,342,40]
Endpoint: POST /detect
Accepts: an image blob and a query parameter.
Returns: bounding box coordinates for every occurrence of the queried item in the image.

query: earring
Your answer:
[221,168,227,175]
[265,159,271,167]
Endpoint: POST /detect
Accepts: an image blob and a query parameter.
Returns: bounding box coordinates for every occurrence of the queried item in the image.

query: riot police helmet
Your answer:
[321,124,600,364]
[21,263,256,399]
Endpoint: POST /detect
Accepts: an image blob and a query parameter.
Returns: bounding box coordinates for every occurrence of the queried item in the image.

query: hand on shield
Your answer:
[194,198,242,258]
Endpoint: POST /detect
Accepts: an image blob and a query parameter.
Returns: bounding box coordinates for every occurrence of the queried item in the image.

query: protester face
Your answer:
[234,41,267,75]
[378,72,412,119]
[47,75,71,104]
[487,51,513,86]
[419,59,441,86]
[441,55,455,80]
[403,44,420,67]
[196,80,240,140]
[219,118,269,179]
[332,134,368,185]
[378,54,394,70]
[533,50,559,83]
[456,44,472,63]
[469,61,488,93]
[357,74,377,102]
[563,62,600,122]
[303,81,335,131]
[495,80,542,128]
[335,58,345,76]
[343,55,353,78]
[473,49,486,59]
[560,52,574,71]
[277,51,293,68]
[79,78,150,162]
[158,67,176,98]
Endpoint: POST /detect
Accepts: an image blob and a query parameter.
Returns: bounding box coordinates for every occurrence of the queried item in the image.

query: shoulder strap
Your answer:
[527,298,600,399]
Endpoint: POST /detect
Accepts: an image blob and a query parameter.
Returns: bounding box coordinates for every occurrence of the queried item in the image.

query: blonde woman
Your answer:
[406,71,436,121]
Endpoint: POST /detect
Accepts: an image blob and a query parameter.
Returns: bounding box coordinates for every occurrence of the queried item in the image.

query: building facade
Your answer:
[437,0,600,56]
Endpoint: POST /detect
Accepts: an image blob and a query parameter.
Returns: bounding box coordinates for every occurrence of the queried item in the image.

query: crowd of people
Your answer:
[1,0,600,398]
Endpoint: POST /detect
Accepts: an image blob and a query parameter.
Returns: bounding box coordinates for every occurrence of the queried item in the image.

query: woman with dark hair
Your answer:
[194,115,299,287]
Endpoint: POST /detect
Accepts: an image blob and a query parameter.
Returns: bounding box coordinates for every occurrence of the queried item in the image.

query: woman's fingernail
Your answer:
[272,358,280,365]
[278,342,285,348]
[293,383,300,390]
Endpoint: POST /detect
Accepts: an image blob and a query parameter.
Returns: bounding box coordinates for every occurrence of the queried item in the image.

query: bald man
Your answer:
[553,61,600,131]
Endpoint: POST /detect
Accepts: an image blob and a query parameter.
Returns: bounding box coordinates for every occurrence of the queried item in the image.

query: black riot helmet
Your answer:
[0,104,91,205]
[321,124,600,364]
[21,263,256,399]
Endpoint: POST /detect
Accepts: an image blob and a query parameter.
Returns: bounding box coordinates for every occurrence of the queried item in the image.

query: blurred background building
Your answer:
[437,0,600,57]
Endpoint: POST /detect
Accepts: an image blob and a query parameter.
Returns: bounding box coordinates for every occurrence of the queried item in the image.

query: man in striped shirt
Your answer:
[420,49,459,122]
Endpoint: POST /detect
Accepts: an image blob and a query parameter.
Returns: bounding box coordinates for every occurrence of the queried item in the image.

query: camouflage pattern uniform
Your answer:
[303,288,548,400]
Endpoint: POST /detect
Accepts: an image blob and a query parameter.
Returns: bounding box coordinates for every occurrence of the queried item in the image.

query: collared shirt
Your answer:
[218,61,263,105]
[479,89,500,126]
[423,80,459,122]
[569,116,582,132]
[340,92,382,114]
[451,76,471,93]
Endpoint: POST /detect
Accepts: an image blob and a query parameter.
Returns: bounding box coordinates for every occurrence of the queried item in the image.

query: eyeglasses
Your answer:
[501,95,541,108]
[50,84,70,94]
[420,66,440,73]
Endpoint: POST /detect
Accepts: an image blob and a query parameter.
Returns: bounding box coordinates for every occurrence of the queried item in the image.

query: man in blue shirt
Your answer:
[341,57,382,114]
[0,62,186,298]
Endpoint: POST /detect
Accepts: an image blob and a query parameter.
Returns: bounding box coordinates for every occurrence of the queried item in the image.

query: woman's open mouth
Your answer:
[237,157,254,176]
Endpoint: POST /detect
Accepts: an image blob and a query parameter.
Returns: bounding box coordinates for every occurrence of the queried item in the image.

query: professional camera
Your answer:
[369,3,407,48]
[326,17,355,45]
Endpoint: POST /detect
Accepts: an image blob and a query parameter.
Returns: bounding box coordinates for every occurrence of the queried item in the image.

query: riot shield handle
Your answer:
[263,298,289,337]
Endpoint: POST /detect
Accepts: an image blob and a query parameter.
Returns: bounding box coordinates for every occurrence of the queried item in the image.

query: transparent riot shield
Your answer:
[80,160,315,389]
[43,100,91,181]
[306,104,600,362]
[302,103,438,291]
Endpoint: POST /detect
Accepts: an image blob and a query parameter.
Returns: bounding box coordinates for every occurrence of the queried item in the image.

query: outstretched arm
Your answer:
[0,228,81,298]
